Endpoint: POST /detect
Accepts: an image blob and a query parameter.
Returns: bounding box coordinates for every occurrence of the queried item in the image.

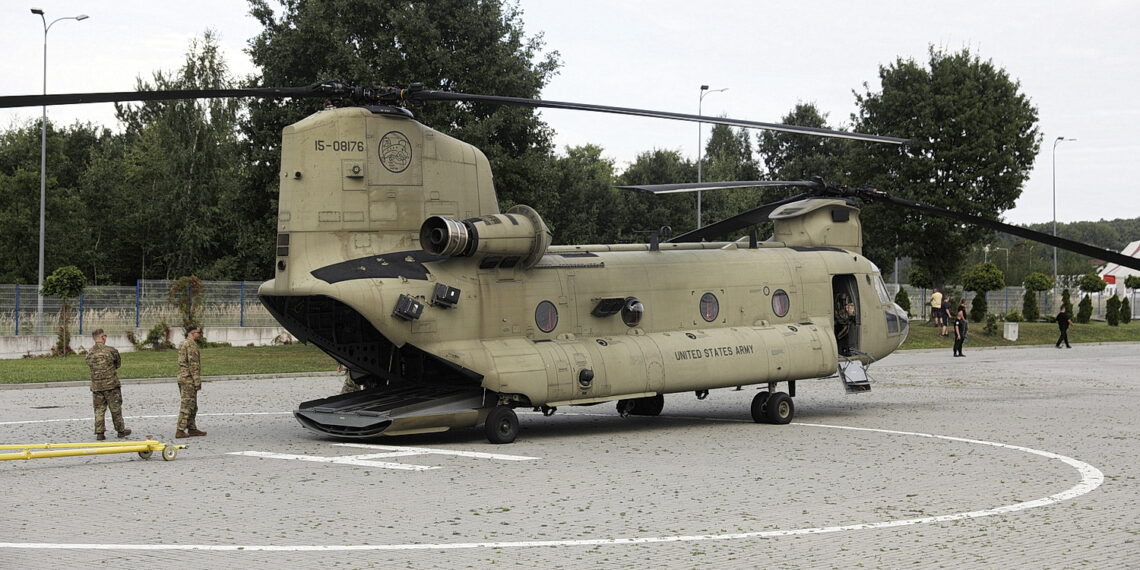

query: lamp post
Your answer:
[1051,136,1075,309]
[30,8,88,335]
[696,84,727,228]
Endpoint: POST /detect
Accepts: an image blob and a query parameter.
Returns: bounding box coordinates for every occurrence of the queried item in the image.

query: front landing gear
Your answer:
[750,391,794,424]
[484,406,519,444]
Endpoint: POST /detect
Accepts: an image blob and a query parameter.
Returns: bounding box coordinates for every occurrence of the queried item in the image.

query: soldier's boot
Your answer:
[96,433,106,441]
[117,428,132,438]
[175,429,189,439]
[187,428,207,437]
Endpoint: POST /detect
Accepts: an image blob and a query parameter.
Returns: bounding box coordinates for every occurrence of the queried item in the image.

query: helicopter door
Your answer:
[832,275,860,356]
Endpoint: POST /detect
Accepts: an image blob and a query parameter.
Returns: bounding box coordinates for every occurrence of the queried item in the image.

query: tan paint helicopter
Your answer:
[6,83,1138,444]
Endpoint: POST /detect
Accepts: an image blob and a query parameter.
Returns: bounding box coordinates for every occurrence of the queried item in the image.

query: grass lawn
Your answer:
[2,320,1136,384]
[0,342,338,384]
[899,318,1140,350]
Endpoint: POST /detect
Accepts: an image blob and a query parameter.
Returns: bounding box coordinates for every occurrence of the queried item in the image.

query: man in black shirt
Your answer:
[1055,307,1072,349]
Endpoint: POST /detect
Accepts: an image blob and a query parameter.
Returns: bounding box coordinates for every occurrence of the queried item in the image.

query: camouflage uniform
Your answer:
[340,372,361,394]
[86,343,126,435]
[176,336,202,431]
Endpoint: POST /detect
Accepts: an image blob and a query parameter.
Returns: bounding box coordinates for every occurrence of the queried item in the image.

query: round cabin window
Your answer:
[621,297,644,327]
[535,300,559,333]
[699,292,719,322]
[772,289,791,318]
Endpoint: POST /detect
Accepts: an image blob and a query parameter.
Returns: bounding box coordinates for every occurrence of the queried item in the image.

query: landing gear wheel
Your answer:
[750,391,771,423]
[161,446,178,461]
[137,450,153,460]
[484,406,519,444]
[636,394,664,416]
[764,392,794,425]
[616,399,635,417]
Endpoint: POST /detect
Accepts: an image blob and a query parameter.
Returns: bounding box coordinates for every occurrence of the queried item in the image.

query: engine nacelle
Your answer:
[420,204,552,269]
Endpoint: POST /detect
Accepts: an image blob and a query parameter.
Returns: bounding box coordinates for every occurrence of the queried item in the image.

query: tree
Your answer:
[168,276,206,331]
[1105,295,1121,326]
[894,288,911,316]
[1060,288,1073,316]
[758,102,846,182]
[244,0,561,255]
[547,145,619,244]
[1076,272,1106,324]
[1022,272,1053,322]
[962,262,1004,322]
[616,149,698,237]
[699,122,764,228]
[1121,296,1132,325]
[851,47,1041,287]
[1077,294,1093,324]
[41,265,86,356]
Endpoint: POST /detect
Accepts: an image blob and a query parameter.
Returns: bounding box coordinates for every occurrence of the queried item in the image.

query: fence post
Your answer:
[135,280,141,329]
[14,284,20,336]
[78,294,85,335]
[239,281,246,327]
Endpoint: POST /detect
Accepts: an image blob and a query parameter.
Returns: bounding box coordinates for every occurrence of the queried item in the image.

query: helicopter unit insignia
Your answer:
[378,131,412,173]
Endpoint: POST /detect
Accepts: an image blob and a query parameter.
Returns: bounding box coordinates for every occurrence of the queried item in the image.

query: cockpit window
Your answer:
[872,274,892,304]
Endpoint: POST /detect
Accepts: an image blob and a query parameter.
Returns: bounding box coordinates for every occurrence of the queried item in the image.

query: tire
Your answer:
[750,391,771,423]
[161,446,178,461]
[764,392,794,425]
[636,394,664,416]
[484,406,519,444]
[137,450,153,460]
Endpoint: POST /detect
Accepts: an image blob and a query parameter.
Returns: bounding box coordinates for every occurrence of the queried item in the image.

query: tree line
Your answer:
[1,0,1069,290]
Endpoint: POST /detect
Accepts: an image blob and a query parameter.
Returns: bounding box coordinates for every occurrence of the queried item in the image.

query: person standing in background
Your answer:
[175,326,207,438]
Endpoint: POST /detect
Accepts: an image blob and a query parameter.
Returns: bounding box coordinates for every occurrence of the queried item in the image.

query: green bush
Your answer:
[1022,289,1040,322]
[1077,294,1093,324]
[983,314,999,336]
[1004,311,1023,322]
[1121,297,1132,325]
[894,288,911,316]
[1106,296,1121,326]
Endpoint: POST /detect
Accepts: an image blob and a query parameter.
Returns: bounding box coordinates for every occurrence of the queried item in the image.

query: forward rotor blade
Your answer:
[839,187,1140,272]
[0,86,324,109]
[670,193,813,243]
[412,91,911,145]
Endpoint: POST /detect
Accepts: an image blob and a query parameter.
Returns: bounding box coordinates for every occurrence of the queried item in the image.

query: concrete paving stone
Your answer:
[1,343,1138,568]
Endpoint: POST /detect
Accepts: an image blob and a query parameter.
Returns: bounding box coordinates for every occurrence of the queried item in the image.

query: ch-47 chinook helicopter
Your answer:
[6,82,1139,444]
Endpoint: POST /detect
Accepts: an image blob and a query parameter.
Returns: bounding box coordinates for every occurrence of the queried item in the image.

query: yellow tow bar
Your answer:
[0,440,187,462]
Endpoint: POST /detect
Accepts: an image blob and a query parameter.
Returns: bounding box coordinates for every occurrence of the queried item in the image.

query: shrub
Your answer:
[1004,311,1023,322]
[1077,294,1093,324]
[1105,296,1121,326]
[1121,297,1132,325]
[1022,289,1040,322]
[894,288,911,316]
[983,314,999,336]
[41,265,86,356]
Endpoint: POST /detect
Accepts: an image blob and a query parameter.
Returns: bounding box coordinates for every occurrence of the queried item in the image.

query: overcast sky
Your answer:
[3,1,1137,226]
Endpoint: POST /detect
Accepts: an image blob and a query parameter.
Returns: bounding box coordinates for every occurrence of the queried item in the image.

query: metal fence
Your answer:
[0,280,278,336]
[889,284,1138,321]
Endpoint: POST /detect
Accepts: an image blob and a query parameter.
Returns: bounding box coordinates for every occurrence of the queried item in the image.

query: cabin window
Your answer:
[772,289,791,317]
[621,297,644,327]
[699,292,719,322]
[535,300,559,333]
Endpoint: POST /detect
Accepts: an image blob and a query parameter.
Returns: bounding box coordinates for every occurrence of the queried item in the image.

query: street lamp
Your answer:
[30,8,89,335]
[1051,136,1076,306]
[696,84,727,228]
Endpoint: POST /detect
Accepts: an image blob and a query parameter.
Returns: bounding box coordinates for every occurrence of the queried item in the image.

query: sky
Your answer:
[2,1,1137,226]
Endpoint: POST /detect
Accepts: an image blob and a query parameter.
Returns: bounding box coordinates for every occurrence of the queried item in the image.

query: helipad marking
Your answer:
[228,443,540,470]
[334,442,541,461]
[0,412,291,426]
[0,423,1104,552]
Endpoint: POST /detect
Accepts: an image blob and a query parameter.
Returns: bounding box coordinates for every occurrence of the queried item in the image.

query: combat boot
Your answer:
[117,429,132,438]
[96,433,106,441]
[175,429,189,439]
[187,428,207,437]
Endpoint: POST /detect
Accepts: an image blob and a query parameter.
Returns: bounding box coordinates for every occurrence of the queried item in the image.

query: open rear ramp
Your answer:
[294,386,490,438]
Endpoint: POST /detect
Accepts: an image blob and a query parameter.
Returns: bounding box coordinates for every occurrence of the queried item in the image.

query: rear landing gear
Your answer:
[484,406,519,444]
[751,391,794,424]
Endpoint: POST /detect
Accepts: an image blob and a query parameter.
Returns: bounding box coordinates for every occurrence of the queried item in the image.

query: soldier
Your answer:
[85,329,131,441]
[175,326,207,438]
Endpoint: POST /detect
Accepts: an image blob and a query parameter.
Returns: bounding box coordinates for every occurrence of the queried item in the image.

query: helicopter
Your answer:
[5,82,1138,444]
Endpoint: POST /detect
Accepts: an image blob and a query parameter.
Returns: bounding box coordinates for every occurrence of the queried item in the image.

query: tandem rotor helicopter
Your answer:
[5,82,1138,444]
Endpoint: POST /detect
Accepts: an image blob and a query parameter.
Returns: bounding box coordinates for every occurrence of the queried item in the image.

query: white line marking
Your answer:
[333,442,541,461]
[227,450,438,471]
[0,423,1104,552]
[0,412,291,426]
